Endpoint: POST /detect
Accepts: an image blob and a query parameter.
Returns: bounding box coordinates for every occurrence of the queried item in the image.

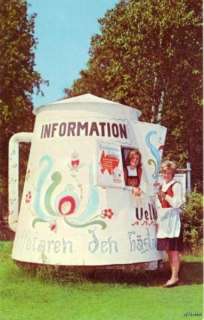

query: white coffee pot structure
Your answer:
[9,94,166,268]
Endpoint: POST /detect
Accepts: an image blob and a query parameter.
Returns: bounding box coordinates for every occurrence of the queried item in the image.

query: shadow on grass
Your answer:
[16,260,203,287]
[85,261,203,286]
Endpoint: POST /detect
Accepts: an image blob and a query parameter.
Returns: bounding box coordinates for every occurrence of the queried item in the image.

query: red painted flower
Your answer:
[71,159,80,168]
[70,151,80,170]
[50,221,57,232]
[101,208,114,219]
[58,196,76,216]
[25,191,32,203]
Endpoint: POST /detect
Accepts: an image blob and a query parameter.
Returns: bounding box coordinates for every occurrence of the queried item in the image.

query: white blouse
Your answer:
[127,166,138,177]
[156,179,184,238]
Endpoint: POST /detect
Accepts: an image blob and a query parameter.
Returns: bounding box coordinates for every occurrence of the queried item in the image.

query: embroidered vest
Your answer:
[158,182,177,208]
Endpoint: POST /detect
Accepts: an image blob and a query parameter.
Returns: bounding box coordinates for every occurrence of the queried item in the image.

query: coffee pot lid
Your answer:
[33,93,141,120]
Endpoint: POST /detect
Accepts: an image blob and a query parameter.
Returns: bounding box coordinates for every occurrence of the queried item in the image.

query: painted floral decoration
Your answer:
[101,208,114,219]
[49,221,57,232]
[70,151,80,170]
[25,191,32,203]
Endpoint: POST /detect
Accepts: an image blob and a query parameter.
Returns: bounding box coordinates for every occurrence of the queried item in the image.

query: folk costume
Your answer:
[156,179,184,251]
[124,165,142,187]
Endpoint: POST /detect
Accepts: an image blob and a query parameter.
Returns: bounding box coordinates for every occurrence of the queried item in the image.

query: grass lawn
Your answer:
[0,241,203,320]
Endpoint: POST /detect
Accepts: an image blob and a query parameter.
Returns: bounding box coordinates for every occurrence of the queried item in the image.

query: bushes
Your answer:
[181,191,203,253]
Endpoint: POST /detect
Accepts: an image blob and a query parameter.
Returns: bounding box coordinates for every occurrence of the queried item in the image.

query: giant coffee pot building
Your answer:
[9,94,166,269]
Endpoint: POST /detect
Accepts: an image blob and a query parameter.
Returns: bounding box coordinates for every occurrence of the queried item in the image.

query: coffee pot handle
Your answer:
[8,132,33,232]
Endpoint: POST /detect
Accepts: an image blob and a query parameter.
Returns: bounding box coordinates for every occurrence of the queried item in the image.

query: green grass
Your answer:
[0,241,203,320]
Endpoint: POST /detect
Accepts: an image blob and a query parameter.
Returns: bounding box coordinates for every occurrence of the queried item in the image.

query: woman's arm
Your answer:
[137,165,142,186]
[165,182,183,208]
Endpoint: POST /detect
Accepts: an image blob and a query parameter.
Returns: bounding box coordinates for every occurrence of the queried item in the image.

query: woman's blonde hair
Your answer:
[161,160,177,175]
[126,148,142,166]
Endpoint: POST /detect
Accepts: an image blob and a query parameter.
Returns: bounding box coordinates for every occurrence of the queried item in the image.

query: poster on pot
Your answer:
[97,142,125,188]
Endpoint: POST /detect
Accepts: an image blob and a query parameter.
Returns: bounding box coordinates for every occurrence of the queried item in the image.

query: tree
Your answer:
[0,0,45,234]
[65,0,202,190]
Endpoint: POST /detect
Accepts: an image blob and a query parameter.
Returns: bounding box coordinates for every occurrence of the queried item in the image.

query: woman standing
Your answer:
[156,160,184,287]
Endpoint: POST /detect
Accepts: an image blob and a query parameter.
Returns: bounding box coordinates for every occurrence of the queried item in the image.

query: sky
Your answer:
[28,0,118,108]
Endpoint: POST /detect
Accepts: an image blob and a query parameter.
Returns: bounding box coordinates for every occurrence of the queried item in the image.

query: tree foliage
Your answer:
[65,0,202,190]
[0,0,45,228]
[182,191,203,252]
[0,0,45,125]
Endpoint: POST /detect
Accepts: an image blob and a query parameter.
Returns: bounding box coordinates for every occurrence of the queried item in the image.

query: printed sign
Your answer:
[121,146,143,188]
[97,143,125,188]
[39,119,130,143]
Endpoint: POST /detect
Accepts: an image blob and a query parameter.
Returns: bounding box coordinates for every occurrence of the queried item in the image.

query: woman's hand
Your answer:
[132,187,142,197]
[154,182,162,193]
[158,190,166,200]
